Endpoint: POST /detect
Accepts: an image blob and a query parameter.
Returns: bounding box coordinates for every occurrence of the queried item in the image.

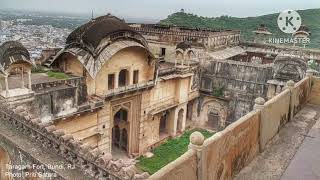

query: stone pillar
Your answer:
[306,69,314,88]
[5,74,9,97]
[285,80,295,90]
[129,68,133,85]
[28,69,32,90]
[306,69,314,78]
[267,84,276,99]
[115,72,119,89]
[21,66,25,88]
[188,131,205,180]
[253,97,265,110]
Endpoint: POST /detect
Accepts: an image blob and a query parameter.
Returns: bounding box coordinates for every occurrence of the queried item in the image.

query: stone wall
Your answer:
[149,149,198,180]
[260,89,290,150]
[202,111,260,180]
[291,77,311,118]
[310,77,320,105]
[150,76,317,180]
[0,103,149,179]
[201,59,273,121]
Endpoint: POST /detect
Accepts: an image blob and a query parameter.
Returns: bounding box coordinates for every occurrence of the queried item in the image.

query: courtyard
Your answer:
[136,129,214,174]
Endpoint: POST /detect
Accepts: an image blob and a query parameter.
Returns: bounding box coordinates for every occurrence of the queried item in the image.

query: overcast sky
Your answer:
[1,0,319,19]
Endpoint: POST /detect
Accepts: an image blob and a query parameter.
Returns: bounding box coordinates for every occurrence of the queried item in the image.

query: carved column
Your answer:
[115,72,119,89]
[21,66,25,88]
[28,69,32,90]
[5,74,9,97]
[129,68,133,85]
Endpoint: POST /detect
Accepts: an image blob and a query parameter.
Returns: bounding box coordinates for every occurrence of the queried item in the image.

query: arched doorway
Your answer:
[118,69,129,87]
[177,109,184,133]
[112,108,129,154]
[0,147,11,180]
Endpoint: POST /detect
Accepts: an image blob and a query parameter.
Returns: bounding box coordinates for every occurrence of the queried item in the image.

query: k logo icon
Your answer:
[277,10,302,34]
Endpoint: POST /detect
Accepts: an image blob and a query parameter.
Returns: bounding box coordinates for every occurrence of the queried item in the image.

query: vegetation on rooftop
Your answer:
[212,86,224,97]
[47,71,69,79]
[159,8,320,48]
[31,65,47,73]
[136,129,214,175]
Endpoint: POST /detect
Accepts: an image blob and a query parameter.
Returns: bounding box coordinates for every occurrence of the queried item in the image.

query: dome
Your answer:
[0,41,32,73]
[51,15,154,79]
[176,41,192,51]
[66,14,142,50]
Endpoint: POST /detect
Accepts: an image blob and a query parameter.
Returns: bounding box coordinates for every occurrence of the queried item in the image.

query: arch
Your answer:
[176,49,184,60]
[273,55,307,81]
[118,69,129,87]
[51,43,155,79]
[200,98,228,129]
[0,146,11,180]
[114,108,128,122]
[112,108,129,154]
[177,108,184,132]
[186,49,195,60]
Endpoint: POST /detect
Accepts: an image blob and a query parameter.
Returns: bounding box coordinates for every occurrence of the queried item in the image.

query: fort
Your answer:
[0,14,320,180]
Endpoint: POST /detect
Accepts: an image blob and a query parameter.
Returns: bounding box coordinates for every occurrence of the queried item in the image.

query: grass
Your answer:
[136,129,214,175]
[47,71,69,79]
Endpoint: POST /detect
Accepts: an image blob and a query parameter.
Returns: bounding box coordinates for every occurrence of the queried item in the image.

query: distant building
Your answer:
[252,24,272,43]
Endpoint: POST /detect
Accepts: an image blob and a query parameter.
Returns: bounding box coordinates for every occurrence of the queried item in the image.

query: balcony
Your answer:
[105,81,155,98]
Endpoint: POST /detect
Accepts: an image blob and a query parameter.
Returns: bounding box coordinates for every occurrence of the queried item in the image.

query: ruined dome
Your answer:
[176,41,192,51]
[66,14,144,50]
[0,41,32,73]
[52,14,154,79]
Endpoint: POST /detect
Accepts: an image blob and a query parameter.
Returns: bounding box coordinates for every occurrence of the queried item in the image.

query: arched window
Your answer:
[177,109,184,132]
[118,69,129,87]
[115,109,128,122]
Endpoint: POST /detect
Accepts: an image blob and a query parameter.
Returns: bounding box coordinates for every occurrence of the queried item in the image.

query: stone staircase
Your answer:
[4,92,35,107]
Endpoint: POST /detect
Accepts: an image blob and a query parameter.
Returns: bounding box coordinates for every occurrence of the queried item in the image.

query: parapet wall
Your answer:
[150,76,317,180]
[0,102,148,179]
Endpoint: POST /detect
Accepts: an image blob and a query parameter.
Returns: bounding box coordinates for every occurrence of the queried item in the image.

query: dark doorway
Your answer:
[121,129,128,151]
[133,70,139,84]
[108,74,115,90]
[112,108,129,154]
[161,48,166,57]
[119,69,129,87]
[159,113,167,134]
[177,109,184,132]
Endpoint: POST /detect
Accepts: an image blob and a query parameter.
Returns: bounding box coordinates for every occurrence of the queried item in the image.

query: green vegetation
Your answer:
[159,8,320,48]
[212,86,224,97]
[47,71,69,79]
[31,65,47,73]
[136,129,214,174]
[308,60,319,71]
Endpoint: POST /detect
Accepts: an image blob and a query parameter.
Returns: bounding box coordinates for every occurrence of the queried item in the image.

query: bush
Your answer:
[47,71,69,79]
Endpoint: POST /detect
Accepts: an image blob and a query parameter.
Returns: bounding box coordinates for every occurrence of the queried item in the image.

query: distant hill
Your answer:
[159,9,320,49]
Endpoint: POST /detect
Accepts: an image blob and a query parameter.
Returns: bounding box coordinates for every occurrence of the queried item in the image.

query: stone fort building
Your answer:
[0,14,320,179]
